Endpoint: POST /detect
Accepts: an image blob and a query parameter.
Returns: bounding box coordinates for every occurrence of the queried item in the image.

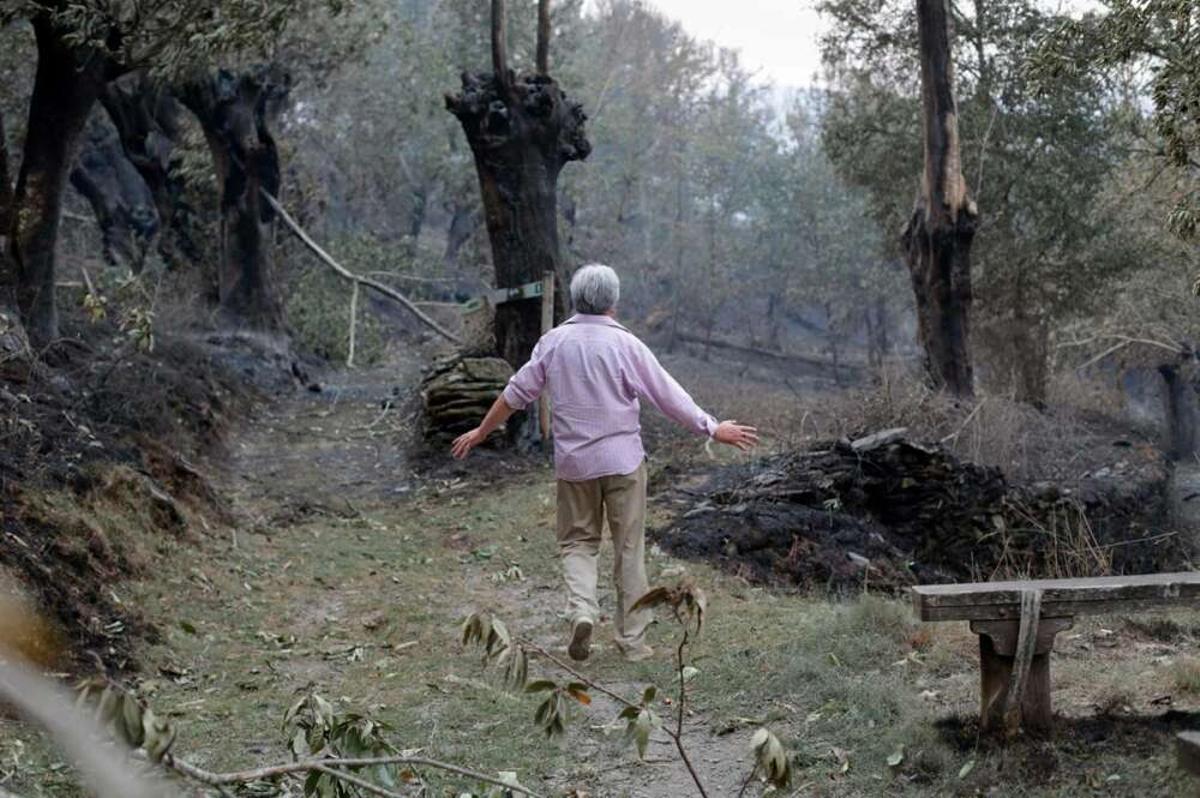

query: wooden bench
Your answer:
[1179,731,1200,778]
[912,571,1200,736]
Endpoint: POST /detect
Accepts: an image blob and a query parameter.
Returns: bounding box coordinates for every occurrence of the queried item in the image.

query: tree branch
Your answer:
[536,0,551,75]
[492,0,510,89]
[260,189,461,344]
[165,753,545,798]
[516,636,636,709]
[670,629,708,798]
[0,659,169,798]
[312,764,403,798]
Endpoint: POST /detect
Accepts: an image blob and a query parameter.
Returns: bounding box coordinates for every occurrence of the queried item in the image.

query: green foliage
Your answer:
[618,702,660,760]
[461,584,793,795]
[1030,0,1200,242]
[283,690,401,797]
[286,265,384,365]
[819,0,1145,397]
[74,678,177,763]
[34,0,349,76]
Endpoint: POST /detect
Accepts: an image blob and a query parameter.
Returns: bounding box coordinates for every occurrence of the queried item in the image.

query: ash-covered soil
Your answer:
[653,428,1187,593]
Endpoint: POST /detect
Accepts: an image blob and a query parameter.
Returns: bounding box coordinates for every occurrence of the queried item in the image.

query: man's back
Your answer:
[502,314,717,481]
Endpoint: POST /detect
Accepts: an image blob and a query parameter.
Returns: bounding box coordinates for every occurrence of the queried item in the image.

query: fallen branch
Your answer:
[261,190,461,345]
[165,753,544,797]
[516,637,636,709]
[673,330,864,373]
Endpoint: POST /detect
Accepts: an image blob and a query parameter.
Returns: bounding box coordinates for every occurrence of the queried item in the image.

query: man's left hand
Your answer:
[451,427,486,459]
[713,420,759,451]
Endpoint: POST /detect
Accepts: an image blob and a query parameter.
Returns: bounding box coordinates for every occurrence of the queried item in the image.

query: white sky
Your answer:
[636,0,827,89]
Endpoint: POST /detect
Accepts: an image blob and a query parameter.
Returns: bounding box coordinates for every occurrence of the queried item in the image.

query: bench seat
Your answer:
[911,570,1200,737]
[913,571,1200,622]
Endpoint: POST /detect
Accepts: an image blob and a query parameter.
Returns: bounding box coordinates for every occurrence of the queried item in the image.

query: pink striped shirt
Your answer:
[502,314,718,481]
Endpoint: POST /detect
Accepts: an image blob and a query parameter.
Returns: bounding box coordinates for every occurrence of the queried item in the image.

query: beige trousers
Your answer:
[556,462,650,648]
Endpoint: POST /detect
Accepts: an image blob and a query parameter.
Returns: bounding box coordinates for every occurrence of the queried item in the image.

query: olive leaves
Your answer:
[462,612,531,691]
[618,686,662,760]
[750,727,792,789]
[461,585,793,795]
[462,612,592,738]
[283,691,401,797]
[74,679,177,764]
[629,580,707,634]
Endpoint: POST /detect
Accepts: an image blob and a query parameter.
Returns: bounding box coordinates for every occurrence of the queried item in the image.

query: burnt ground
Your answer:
[649,389,1193,594]
[0,311,270,670]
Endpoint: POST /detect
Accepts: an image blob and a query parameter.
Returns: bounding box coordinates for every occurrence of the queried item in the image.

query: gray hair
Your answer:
[570,263,620,315]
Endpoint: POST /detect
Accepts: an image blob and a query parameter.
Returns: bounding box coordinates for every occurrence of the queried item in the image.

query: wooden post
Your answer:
[971,616,1072,737]
[539,272,554,442]
[346,282,359,368]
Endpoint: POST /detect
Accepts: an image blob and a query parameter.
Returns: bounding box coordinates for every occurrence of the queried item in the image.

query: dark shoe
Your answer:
[568,618,594,661]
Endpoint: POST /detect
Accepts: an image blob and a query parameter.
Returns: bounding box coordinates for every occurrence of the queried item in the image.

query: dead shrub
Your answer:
[1170,657,1200,695]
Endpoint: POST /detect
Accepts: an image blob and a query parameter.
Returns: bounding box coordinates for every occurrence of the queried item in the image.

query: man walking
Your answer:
[451,264,758,661]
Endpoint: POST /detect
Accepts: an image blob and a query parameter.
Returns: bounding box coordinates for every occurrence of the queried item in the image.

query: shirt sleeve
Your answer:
[626,340,718,437]
[501,337,548,411]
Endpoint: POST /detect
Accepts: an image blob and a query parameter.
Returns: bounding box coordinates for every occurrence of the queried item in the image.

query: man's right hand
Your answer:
[451,427,486,459]
[713,420,759,451]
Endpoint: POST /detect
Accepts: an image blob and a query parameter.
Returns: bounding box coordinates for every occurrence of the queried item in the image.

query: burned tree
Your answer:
[446,0,591,371]
[179,66,290,329]
[71,114,160,273]
[99,73,199,267]
[901,0,978,397]
[5,12,111,347]
[0,108,12,235]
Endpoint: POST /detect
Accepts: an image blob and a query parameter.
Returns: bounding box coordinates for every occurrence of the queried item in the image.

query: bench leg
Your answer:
[973,616,1072,738]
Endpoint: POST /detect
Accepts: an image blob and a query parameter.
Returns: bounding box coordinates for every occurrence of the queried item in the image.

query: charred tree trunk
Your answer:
[901,0,978,398]
[0,108,12,235]
[445,0,590,376]
[179,66,290,329]
[1160,356,1200,461]
[443,199,479,269]
[99,72,198,267]
[1011,316,1048,408]
[407,185,428,242]
[5,14,107,348]
[70,114,159,273]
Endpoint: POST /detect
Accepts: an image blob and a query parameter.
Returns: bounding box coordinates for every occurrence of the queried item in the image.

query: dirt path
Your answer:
[220,344,426,513]
[121,347,751,797]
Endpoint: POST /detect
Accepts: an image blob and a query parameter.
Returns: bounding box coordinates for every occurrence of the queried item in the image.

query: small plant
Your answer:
[283,690,401,797]
[74,678,177,763]
[462,579,793,797]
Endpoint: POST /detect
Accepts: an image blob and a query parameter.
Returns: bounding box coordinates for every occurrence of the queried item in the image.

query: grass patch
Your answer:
[1172,657,1200,695]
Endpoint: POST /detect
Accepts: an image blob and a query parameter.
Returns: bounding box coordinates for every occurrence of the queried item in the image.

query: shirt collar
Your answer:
[563,313,629,331]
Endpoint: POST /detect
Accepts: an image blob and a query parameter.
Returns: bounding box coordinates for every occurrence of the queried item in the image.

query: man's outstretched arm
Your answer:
[450,393,517,459]
[451,339,548,460]
[630,343,760,451]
